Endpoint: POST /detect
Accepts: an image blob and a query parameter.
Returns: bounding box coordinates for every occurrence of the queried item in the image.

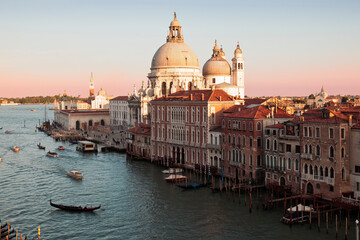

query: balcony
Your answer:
[326,178,335,185]
[301,153,313,160]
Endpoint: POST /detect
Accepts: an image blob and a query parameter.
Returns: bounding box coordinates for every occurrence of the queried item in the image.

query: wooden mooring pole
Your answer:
[345,217,348,240]
[249,192,252,213]
[336,214,338,238]
[326,212,328,234]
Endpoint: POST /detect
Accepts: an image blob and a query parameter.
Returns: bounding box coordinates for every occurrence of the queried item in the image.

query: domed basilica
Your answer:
[132,13,245,123]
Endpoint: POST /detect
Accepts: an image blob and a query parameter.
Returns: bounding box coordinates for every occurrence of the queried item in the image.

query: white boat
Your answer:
[46,151,59,158]
[12,146,19,152]
[165,174,187,183]
[67,171,83,180]
[280,204,315,224]
[162,168,183,174]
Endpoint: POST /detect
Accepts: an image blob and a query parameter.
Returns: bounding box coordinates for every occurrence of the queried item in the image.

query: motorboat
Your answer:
[50,199,101,212]
[12,146,19,152]
[162,168,183,174]
[280,204,316,224]
[67,171,83,180]
[37,143,45,150]
[58,146,65,150]
[30,109,36,112]
[46,151,59,158]
[5,130,14,134]
[165,174,187,183]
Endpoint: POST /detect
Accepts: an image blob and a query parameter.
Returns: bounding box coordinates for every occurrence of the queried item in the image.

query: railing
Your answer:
[326,178,335,185]
[301,153,313,160]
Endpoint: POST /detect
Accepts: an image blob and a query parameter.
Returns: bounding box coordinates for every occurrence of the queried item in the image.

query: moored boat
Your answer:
[58,145,65,150]
[49,199,101,211]
[162,168,183,174]
[12,146,19,152]
[177,183,201,189]
[67,171,83,180]
[5,130,14,134]
[165,174,187,183]
[280,204,315,224]
[46,151,59,158]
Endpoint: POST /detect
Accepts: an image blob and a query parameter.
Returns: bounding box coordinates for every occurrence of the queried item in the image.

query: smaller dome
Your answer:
[234,43,242,56]
[203,57,231,76]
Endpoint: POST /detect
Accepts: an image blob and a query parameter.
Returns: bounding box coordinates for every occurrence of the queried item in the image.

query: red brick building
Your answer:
[150,89,237,170]
[221,105,293,184]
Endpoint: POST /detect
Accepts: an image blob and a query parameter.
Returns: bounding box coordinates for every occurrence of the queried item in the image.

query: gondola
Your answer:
[177,183,200,189]
[50,200,101,212]
[37,143,45,150]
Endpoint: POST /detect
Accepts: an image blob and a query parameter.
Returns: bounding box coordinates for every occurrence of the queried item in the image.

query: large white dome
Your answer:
[151,42,200,70]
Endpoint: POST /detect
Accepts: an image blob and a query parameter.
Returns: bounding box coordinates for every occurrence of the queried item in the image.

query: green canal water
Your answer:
[0,105,356,239]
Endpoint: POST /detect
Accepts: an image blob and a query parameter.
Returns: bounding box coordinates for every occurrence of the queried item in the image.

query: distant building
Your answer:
[109,96,130,128]
[54,109,109,131]
[126,123,151,160]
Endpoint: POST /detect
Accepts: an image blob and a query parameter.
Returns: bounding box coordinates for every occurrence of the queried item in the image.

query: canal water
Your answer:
[0,105,356,239]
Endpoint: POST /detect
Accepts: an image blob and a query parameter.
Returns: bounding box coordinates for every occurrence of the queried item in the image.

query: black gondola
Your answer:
[37,143,45,150]
[50,199,101,212]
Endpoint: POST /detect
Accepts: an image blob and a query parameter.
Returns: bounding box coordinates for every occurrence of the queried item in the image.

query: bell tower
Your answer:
[89,72,95,97]
[232,43,245,98]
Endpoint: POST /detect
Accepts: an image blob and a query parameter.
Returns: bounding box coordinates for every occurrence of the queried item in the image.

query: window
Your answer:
[341,128,345,139]
[243,122,246,131]
[355,165,360,173]
[265,129,270,135]
[286,144,291,153]
[329,186,334,192]
[250,155,253,166]
[341,147,345,158]
[357,182,360,191]
[249,122,253,131]
[243,136,246,146]
[212,78,216,83]
[316,127,320,138]
[329,146,335,158]
[295,159,299,171]
[257,137,261,148]
[250,137,253,147]
[272,130,277,136]
[329,128,334,139]
[266,139,270,150]
[288,158,291,170]
[342,168,346,181]
[274,140,278,151]
[288,175,292,182]
[295,145,301,153]
[304,127,308,137]
[309,127,313,137]
[316,145,321,156]
[257,122,261,131]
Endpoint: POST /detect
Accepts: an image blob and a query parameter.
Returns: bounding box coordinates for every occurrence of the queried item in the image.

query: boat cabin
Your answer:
[76,141,98,152]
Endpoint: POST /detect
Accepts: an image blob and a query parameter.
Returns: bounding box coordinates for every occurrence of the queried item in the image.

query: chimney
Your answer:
[219,96,222,101]
[190,94,193,101]
[201,93,204,101]
[271,107,274,118]
[349,115,353,126]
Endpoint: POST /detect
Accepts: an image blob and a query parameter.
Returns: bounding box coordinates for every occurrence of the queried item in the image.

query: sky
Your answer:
[0,0,359,98]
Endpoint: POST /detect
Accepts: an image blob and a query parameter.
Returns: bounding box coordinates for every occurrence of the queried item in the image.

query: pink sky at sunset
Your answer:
[0,0,359,98]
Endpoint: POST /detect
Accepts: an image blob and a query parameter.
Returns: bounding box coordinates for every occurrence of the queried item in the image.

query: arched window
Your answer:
[250,137,253,147]
[295,159,299,171]
[270,156,273,169]
[316,145,321,156]
[325,167,329,177]
[266,139,270,149]
[100,119,105,126]
[274,140,278,151]
[88,120,93,127]
[314,166,318,176]
[257,155,261,167]
[161,82,167,95]
[210,134,213,144]
[266,155,269,168]
[304,164,308,174]
[309,145,312,154]
[330,167,334,178]
[305,144,308,153]
[243,136,246,146]
[288,158,291,170]
[310,165,313,175]
[320,166,323,177]
[257,137,262,147]
[76,120,80,130]
[329,146,335,158]
[257,122,261,131]
[238,136,241,146]
[280,157,283,171]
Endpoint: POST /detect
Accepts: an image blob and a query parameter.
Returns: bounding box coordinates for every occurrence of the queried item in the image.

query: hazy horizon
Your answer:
[1,0,359,98]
